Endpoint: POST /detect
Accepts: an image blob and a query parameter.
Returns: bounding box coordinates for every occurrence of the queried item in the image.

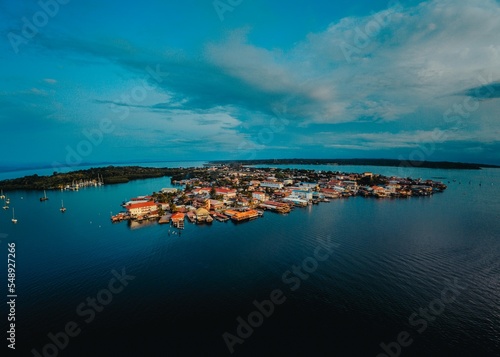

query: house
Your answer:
[252,191,267,202]
[126,201,157,217]
[209,199,224,210]
[215,188,237,199]
[372,186,388,197]
[192,187,211,196]
[320,188,340,198]
[159,202,170,211]
[171,212,185,224]
[237,198,250,207]
[195,208,210,222]
[343,180,358,192]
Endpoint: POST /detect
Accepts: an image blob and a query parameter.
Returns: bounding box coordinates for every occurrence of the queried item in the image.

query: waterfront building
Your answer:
[126,201,157,217]
[252,191,267,201]
[292,190,313,200]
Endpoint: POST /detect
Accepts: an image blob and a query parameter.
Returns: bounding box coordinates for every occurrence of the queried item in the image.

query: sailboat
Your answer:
[11,208,17,223]
[60,200,67,212]
[0,189,5,199]
[40,190,49,201]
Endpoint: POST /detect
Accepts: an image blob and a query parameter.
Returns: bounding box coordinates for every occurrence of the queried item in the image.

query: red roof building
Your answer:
[126,201,157,216]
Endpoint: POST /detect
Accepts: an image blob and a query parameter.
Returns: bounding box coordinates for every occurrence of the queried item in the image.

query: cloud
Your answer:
[43,78,57,84]
[6,0,500,163]
[462,82,500,100]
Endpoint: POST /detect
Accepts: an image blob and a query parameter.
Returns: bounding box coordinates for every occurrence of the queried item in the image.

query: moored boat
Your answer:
[60,200,66,212]
[40,190,49,201]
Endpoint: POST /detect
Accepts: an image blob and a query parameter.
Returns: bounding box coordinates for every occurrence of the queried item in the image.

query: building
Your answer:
[298,182,318,190]
[343,180,358,192]
[161,188,178,194]
[292,190,313,200]
[126,201,158,217]
[209,199,224,210]
[260,181,284,189]
[252,191,267,201]
[215,188,237,199]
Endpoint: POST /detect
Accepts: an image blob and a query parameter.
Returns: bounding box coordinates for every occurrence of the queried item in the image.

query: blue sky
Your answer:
[1,0,499,169]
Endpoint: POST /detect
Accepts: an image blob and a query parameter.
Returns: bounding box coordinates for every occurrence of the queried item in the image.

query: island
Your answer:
[99,164,448,228]
[0,163,451,227]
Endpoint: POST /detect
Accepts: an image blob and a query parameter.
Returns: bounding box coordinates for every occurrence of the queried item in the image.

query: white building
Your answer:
[260,181,284,189]
[298,182,318,189]
[292,190,313,200]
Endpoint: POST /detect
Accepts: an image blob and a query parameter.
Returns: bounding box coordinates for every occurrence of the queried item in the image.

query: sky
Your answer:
[0,0,499,170]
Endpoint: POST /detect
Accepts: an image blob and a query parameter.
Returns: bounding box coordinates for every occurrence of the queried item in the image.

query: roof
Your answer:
[171,213,185,220]
[215,188,236,194]
[126,201,157,209]
[195,208,210,215]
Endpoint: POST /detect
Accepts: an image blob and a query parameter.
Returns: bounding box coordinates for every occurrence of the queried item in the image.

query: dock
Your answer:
[230,209,259,222]
[158,214,172,224]
[213,212,230,222]
[259,201,291,213]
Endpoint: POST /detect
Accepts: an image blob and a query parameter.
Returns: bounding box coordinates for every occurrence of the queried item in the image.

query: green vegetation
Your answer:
[0,166,188,190]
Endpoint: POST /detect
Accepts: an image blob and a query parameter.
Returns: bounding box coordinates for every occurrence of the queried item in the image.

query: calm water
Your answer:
[0,167,499,356]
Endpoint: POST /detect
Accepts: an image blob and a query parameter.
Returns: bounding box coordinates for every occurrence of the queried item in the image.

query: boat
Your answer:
[0,189,5,199]
[5,198,10,204]
[11,208,17,224]
[60,200,66,212]
[40,190,49,201]
[2,205,8,210]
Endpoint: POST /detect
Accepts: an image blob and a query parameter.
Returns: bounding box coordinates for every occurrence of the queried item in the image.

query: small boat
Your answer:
[11,208,17,223]
[0,189,5,199]
[40,190,49,201]
[60,200,66,212]
[2,205,8,210]
[5,198,10,204]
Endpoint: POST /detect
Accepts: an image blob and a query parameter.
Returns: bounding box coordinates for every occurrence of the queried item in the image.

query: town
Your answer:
[110,165,448,228]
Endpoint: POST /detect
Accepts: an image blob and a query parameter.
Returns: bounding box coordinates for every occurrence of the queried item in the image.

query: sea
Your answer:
[0,162,498,356]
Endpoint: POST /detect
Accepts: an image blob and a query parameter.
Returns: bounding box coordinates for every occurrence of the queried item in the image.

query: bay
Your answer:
[0,165,498,356]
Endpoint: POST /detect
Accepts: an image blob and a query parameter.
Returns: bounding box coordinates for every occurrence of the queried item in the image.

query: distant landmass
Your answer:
[210,158,500,170]
[1,158,498,191]
[0,166,194,191]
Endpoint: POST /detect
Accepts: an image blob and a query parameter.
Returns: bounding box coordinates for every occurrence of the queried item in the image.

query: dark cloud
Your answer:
[463,83,500,100]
